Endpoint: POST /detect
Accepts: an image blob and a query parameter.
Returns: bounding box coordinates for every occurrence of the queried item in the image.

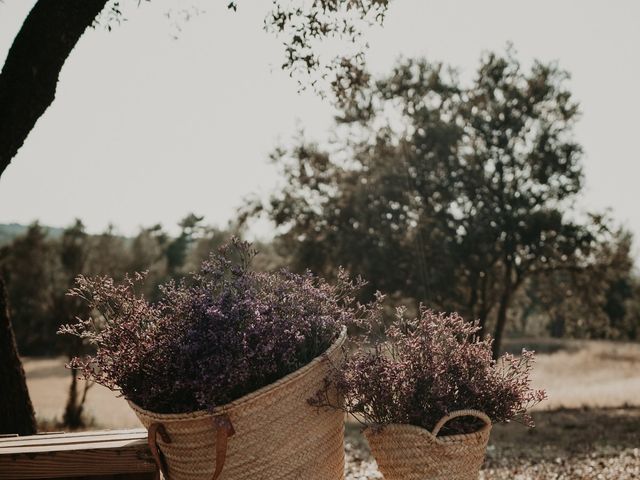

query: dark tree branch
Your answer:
[0,0,108,177]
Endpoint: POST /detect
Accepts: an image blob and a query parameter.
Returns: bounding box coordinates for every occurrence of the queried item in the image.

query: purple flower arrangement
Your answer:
[59,239,370,414]
[314,307,546,435]
[60,238,544,432]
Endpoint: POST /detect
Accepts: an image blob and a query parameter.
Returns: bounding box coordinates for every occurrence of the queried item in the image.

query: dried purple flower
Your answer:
[316,307,546,435]
[59,239,375,414]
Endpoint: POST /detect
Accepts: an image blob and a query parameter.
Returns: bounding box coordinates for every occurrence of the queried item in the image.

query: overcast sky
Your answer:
[1,1,639,258]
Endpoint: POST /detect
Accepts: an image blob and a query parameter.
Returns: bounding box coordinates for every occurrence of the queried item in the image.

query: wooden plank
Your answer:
[0,446,156,479]
[0,431,157,480]
[39,475,153,480]
[0,432,147,449]
[0,430,146,444]
[0,438,148,454]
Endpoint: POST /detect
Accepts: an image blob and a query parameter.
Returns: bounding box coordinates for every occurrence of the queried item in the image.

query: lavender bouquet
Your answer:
[316,307,546,435]
[59,239,371,414]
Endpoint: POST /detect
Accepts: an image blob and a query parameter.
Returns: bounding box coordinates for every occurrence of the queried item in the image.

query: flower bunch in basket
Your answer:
[314,306,546,480]
[59,239,378,480]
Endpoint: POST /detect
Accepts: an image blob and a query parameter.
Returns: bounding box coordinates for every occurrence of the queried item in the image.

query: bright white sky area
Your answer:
[0,1,639,258]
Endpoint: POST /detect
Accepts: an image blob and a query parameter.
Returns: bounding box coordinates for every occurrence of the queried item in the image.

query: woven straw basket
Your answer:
[129,327,347,480]
[364,410,492,480]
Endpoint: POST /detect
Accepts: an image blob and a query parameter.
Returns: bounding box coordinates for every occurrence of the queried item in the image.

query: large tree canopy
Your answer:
[252,50,621,357]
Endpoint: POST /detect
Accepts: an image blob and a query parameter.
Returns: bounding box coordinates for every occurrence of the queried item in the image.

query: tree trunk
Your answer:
[467,273,478,318]
[478,308,489,338]
[492,263,513,359]
[477,273,489,337]
[491,289,511,359]
[63,366,91,430]
[0,0,108,177]
[0,276,36,435]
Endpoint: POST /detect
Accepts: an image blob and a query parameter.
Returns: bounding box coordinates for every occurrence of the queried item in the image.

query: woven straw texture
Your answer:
[364,410,491,480]
[129,327,347,480]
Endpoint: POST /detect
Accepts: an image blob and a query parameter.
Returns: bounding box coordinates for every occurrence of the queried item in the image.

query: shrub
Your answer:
[59,239,374,414]
[314,307,546,435]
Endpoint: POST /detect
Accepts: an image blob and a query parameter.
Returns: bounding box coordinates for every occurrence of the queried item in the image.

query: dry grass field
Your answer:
[23,337,640,479]
[24,357,140,429]
[506,338,640,411]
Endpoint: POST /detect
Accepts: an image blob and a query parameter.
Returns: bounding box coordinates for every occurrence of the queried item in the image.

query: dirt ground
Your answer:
[22,337,640,479]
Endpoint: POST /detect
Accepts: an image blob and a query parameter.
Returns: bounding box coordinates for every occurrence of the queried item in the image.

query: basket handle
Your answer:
[431,409,491,437]
[211,414,235,480]
[147,414,235,480]
[148,422,171,480]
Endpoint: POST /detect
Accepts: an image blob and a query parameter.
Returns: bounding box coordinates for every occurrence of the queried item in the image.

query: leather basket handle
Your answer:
[212,414,235,480]
[148,422,171,480]
[147,414,235,480]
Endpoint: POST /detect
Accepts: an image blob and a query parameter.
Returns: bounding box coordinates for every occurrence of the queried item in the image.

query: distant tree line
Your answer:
[0,216,289,357]
[244,50,640,354]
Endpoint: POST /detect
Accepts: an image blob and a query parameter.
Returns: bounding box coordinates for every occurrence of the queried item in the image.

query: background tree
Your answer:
[87,224,131,278]
[53,220,92,428]
[166,213,204,278]
[0,0,389,434]
[451,52,600,356]
[528,229,638,340]
[129,224,170,298]
[186,225,233,272]
[0,223,56,355]
[253,50,619,357]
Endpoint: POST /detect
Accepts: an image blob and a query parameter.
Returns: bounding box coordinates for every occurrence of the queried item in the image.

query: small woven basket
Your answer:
[364,410,492,480]
[129,327,347,480]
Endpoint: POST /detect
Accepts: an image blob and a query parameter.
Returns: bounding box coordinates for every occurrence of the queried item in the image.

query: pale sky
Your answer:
[1,1,639,258]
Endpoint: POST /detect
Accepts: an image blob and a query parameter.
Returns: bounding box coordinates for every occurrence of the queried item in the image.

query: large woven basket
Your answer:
[364,410,491,480]
[129,327,347,480]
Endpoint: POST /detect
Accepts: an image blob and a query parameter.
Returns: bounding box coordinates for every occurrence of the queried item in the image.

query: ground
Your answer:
[23,337,640,479]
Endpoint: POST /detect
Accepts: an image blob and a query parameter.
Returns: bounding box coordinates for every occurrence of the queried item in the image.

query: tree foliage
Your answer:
[250,50,638,356]
[526,229,639,340]
[0,216,275,357]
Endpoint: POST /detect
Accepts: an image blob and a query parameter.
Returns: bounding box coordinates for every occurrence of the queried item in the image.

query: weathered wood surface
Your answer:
[0,429,157,480]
